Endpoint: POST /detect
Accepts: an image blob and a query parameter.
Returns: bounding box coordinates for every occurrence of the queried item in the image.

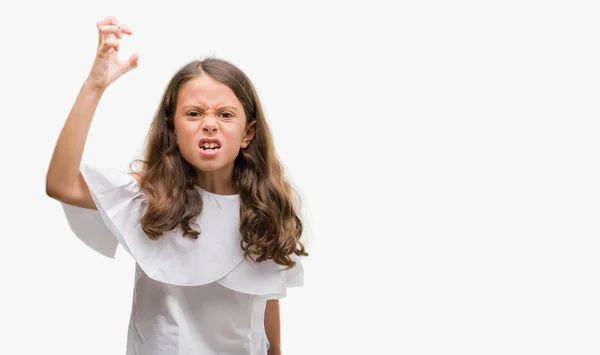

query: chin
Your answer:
[196,165,222,173]
[181,148,235,174]
[193,159,234,174]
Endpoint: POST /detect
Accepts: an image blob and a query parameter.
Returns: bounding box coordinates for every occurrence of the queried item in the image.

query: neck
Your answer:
[195,167,237,196]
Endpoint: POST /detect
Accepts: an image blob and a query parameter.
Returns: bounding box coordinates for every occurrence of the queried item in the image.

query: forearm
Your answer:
[46,80,104,196]
[264,299,281,355]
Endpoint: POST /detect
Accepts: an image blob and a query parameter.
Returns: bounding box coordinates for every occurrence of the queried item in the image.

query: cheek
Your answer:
[179,138,198,157]
[179,130,196,142]
[176,130,199,158]
[222,128,246,150]
[175,122,198,143]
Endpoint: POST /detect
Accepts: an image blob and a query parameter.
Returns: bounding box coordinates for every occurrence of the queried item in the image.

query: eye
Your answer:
[186,111,201,118]
[220,112,234,119]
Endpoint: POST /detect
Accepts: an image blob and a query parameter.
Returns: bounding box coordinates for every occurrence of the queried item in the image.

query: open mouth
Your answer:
[200,143,221,151]
[198,138,222,154]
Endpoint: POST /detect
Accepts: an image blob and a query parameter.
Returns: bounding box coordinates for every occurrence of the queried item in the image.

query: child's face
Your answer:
[173,74,255,177]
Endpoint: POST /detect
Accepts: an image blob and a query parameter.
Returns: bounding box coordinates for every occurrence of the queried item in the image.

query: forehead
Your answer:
[177,74,242,109]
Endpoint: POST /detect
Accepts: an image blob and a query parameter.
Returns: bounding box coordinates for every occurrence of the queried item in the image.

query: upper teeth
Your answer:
[202,143,219,148]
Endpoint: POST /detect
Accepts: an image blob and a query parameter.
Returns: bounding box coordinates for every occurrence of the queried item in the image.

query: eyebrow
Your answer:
[181,105,239,112]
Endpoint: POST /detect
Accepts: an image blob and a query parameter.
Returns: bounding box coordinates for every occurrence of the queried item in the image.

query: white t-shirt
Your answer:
[60,163,304,355]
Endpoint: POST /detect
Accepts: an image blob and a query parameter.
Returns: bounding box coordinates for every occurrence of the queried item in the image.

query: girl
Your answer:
[46,16,308,355]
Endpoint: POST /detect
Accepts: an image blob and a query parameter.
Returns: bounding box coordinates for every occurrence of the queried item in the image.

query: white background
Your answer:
[0,1,599,354]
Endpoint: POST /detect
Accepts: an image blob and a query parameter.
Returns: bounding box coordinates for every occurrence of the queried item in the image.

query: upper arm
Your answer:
[46,171,141,211]
[46,171,97,210]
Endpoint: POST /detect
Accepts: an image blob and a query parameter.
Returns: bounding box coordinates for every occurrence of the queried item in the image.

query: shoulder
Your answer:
[128,172,142,185]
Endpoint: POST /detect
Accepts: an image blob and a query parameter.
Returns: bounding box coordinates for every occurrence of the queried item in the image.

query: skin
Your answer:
[46,15,282,351]
[173,74,255,195]
[46,16,138,210]
[173,75,281,350]
[265,300,281,355]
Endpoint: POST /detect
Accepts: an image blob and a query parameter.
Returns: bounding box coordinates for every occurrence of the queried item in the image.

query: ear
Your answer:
[241,120,256,149]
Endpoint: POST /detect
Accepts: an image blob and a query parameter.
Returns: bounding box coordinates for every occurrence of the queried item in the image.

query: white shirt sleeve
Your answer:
[59,161,305,299]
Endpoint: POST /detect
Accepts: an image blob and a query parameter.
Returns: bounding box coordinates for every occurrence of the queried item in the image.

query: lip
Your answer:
[198,138,222,147]
[198,138,222,158]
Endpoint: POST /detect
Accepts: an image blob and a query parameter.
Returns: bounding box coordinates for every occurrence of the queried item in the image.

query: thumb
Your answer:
[128,53,140,68]
[121,53,140,74]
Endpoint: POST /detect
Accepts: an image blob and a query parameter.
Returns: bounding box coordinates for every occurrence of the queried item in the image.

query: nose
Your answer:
[201,115,218,132]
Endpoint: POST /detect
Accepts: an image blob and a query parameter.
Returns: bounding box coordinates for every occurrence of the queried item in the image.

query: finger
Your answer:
[96,16,118,28]
[117,53,140,76]
[127,53,140,69]
[99,38,119,55]
[114,40,120,52]
[119,24,133,35]
[96,17,120,42]
[99,25,123,39]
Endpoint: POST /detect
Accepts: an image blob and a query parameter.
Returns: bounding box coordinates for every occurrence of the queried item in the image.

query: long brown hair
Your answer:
[129,58,307,269]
